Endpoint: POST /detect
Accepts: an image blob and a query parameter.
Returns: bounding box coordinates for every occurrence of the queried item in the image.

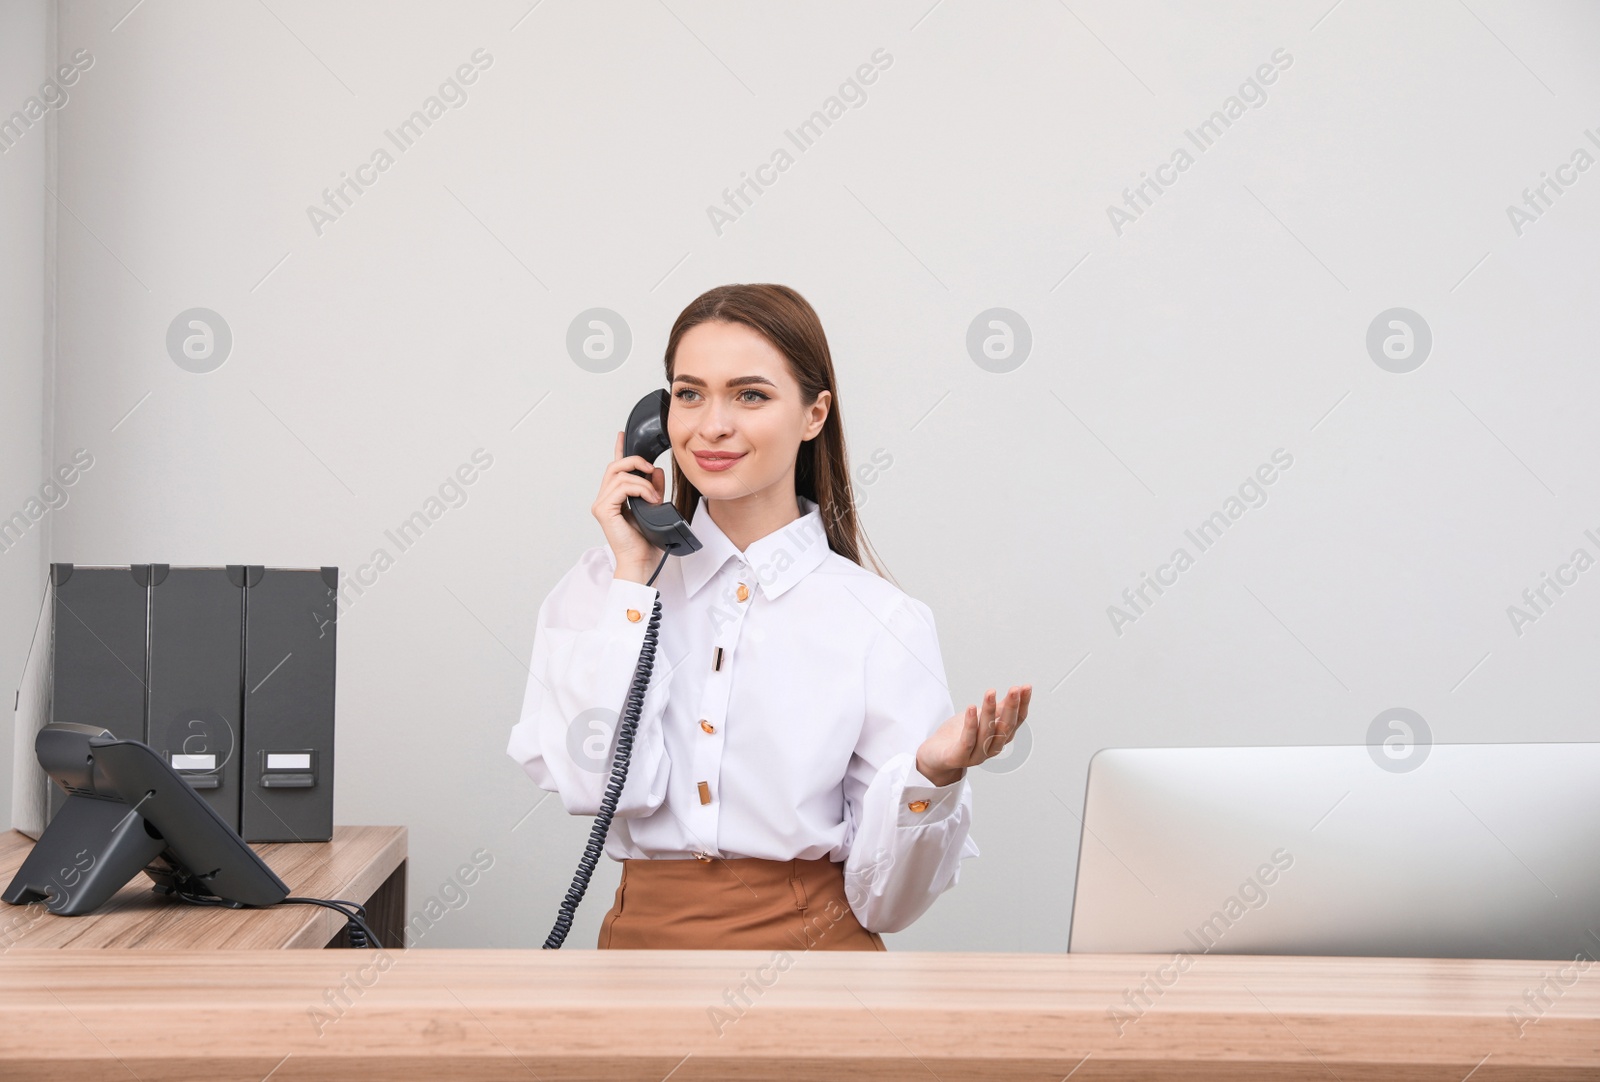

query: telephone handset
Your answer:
[543,388,698,949]
[621,388,702,559]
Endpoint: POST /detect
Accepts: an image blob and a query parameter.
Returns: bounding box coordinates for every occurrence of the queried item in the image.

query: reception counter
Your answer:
[0,947,1594,1079]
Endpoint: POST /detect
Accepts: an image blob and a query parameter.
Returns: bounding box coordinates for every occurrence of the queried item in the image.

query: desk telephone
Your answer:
[543,389,702,948]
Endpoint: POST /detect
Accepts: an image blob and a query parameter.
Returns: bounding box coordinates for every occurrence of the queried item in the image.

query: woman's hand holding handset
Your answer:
[916,685,1033,787]
[595,430,669,585]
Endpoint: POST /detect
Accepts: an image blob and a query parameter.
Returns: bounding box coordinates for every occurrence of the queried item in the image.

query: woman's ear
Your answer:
[804,390,831,440]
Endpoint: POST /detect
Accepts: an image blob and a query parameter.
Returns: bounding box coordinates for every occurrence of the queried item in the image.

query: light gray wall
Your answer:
[12,0,1600,951]
[0,0,53,831]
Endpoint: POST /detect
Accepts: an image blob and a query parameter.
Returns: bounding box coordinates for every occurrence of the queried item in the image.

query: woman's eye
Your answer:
[673,388,767,403]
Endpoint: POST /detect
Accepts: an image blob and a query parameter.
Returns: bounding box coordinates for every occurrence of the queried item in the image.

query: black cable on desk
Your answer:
[282,896,380,948]
[173,888,382,948]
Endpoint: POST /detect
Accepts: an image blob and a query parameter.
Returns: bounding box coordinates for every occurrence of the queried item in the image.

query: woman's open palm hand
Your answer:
[916,685,1032,786]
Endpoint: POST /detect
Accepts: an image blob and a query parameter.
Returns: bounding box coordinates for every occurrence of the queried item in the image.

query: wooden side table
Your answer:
[0,825,406,949]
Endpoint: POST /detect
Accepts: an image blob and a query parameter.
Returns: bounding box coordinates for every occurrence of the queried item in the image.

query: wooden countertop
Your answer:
[0,825,406,949]
[0,948,1594,1079]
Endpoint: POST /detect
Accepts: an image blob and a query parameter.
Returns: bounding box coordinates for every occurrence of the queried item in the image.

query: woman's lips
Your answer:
[693,452,746,472]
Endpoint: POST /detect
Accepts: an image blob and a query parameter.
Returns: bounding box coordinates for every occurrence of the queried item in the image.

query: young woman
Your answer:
[507,284,1031,950]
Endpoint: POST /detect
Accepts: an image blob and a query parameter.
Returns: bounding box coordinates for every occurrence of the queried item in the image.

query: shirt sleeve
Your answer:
[506,544,674,818]
[840,594,980,934]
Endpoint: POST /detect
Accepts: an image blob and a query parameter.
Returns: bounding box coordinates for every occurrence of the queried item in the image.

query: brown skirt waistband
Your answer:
[597,856,887,951]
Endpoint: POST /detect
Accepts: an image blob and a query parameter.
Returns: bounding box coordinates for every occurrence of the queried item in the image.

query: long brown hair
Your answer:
[662,284,894,584]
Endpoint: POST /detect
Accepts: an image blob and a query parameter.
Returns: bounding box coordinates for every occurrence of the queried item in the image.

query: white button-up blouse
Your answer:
[507,494,979,933]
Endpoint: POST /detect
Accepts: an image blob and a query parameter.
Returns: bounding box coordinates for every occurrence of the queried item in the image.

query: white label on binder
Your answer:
[267,753,311,770]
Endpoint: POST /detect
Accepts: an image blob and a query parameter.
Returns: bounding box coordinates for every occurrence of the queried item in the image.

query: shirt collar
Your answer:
[679,495,832,602]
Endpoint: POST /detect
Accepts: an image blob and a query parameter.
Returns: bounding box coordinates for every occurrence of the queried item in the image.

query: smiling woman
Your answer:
[664,318,840,545]
[508,283,1032,951]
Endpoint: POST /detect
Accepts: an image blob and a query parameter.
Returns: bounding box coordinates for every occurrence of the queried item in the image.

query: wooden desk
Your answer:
[0,949,1594,1079]
[0,825,406,949]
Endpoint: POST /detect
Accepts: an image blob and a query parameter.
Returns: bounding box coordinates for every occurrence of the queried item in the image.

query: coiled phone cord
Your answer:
[543,548,670,949]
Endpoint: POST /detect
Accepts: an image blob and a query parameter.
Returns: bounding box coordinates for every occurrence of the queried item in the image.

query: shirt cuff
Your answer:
[897,766,966,827]
[606,576,659,633]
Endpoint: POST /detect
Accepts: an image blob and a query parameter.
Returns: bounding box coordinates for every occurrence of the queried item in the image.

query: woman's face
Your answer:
[668,320,829,503]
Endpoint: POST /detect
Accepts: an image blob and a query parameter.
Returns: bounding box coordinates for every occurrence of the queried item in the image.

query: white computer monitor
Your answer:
[1067,743,1600,961]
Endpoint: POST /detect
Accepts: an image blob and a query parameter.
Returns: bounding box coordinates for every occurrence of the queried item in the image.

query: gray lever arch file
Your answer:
[147,565,246,831]
[240,566,337,842]
[48,564,152,823]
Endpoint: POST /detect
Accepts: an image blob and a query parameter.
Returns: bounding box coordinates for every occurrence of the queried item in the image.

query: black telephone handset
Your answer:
[621,388,702,559]
[543,389,699,949]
